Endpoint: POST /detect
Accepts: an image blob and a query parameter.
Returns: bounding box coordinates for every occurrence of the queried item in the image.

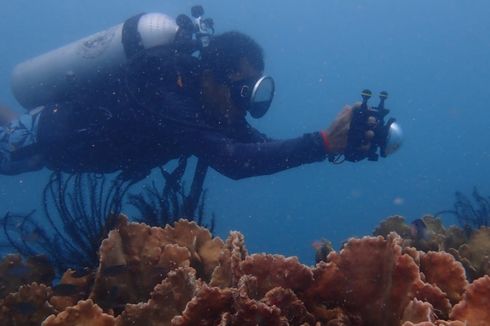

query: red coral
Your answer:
[238,254,314,298]
[450,275,490,325]
[262,287,316,325]
[401,299,436,324]
[420,251,468,304]
[413,281,451,320]
[172,284,233,325]
[210,231,248,288]
[227,276,286,326]
[306,233,421,325]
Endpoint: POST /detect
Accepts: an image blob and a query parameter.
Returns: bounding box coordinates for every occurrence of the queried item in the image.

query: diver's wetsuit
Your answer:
[1,47,327,179]
[34,91,327,180]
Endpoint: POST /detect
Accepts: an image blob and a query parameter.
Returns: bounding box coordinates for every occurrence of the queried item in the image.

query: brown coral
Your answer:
[172,283,233,325]
[42,299,116,326]
[119,267,199,326]
[238,254,314,298]
[50,268,95,311]
[262,286,316,325]
[210,231,247,288]
[372,215,490,280]
[0,282,54,325]
[90,218,191,311]
[226,275,285,326]
[413,281,451,320]
[456,227,490,280]
[160,219,226,281]
[0,254,54,299]
[306,233,421,325]
[450,275,490,325]
[0,215,489,325]
[401,299,436,324]
[419,251,468,304]
[373,215,413,239]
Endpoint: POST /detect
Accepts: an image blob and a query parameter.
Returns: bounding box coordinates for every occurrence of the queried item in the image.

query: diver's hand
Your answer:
[323,103,374,156]
[322,105,352,154]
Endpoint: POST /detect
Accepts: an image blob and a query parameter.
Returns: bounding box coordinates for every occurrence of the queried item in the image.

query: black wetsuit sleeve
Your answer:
[152,90,327,179]
[185,129,327,180]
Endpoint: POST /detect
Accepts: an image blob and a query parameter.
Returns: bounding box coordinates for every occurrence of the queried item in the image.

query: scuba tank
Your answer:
[11,13,180,109]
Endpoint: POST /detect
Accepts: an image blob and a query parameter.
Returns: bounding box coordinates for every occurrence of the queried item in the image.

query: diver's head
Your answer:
[200,31,275,126]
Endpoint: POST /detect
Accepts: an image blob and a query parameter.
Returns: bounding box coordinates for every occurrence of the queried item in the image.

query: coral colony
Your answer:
[0,216,489,325]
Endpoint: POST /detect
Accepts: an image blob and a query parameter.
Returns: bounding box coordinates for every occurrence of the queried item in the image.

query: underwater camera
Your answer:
[337,89,403,162]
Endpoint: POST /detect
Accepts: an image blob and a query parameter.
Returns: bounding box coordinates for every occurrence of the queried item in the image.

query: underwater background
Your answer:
[0,0,489,264]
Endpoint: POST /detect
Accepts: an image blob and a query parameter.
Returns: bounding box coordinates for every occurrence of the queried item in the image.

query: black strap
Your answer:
[183,159,208,217]
[121,13,146,59]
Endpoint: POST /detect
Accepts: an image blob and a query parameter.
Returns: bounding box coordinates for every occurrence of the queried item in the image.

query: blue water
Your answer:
[1,0,489,264]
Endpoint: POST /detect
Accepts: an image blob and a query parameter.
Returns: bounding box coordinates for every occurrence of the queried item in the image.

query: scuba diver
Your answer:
[0,6,402,181]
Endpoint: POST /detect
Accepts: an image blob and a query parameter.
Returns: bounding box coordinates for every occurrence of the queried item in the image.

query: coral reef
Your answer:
[376,215,490,281]
[0,282,55,325]
[0,254,54,299]
[0,217,489,325]
[43,299,116,326]
[1,166,215,279]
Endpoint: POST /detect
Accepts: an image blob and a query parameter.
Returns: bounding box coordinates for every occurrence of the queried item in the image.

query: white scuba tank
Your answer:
[11,13,178,110]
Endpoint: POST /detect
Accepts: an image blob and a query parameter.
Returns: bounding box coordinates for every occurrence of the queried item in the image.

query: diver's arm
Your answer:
[241,123,273,143]
[189,130,327,180]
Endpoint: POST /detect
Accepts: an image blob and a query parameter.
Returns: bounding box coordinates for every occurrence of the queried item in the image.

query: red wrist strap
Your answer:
[320,131,331,153]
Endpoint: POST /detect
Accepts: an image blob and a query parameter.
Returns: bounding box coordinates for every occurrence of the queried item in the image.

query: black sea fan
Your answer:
[436,186,490,230]
[1,158,216,274]
[0,172,133,274]
[128,158,215,232]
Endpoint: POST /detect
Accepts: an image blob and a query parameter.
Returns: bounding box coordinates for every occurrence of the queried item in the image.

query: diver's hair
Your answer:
[201,31,265,82]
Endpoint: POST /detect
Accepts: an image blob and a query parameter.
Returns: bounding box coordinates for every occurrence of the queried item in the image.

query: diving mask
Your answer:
[229,76,275,118]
